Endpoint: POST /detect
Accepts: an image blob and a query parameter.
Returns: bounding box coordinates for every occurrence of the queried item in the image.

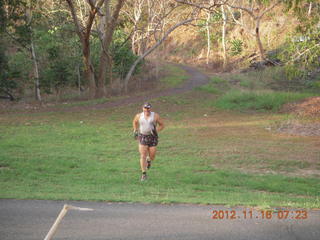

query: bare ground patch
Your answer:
[277,121,320,136]
[277,97,320,136]
[281,97,320,118]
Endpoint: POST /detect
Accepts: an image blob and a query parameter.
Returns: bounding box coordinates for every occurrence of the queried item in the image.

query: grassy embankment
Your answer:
[0,66,319,209]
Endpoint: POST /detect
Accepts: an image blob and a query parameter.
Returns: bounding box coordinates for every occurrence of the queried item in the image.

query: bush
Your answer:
[111,42,141,79]
[230,39,243,56]
[110,29,142,80]
[0,42,23,100]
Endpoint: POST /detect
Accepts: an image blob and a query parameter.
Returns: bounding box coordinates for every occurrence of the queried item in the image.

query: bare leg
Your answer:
[149,146,157,161]
[139,144,149,172]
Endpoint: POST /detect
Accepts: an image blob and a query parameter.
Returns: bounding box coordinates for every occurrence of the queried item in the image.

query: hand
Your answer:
[133,130,139,140]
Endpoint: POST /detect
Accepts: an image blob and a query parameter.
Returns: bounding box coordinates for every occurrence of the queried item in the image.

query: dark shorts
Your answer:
[139,134,158,147]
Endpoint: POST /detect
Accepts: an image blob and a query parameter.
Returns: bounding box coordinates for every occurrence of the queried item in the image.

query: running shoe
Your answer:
[141,173,148,181]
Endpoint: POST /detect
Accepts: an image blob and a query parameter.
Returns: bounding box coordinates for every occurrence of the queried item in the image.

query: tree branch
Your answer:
[175,0,226,11]
[85,0,105,39]
[289,43,320,63]
[65,0,85,40]
[260,1,280,19]
[124,18,196,92]
[225,2,255,19]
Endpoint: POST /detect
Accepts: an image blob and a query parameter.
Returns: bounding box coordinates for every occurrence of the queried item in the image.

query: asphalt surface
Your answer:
[0,199,319,240]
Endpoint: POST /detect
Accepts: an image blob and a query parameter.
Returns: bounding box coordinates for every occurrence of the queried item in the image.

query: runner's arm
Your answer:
[155,114,164,132]
[133,114,140,132]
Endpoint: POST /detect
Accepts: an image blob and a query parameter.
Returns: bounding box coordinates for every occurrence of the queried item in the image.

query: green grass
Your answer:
[196,76,230,94]
[196,84,220,94]
[0,91,319,208]
[214,90,314,112]
[160,65,188,87]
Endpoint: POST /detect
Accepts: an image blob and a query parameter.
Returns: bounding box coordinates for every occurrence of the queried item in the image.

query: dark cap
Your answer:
[143,102,152,109]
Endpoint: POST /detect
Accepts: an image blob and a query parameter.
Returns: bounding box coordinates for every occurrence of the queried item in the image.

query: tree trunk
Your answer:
[96,0,110,98]
[96,0,125,98]
[221,5,227,69]
[65,0,105,99]
[26,2,41,102]
[206,11,211,65]
[30,40,41,102]
[308,2,312,16]
[226,1,280,62]
[82,39,96,98]
[76,64,81,96]
[255,19,265,60]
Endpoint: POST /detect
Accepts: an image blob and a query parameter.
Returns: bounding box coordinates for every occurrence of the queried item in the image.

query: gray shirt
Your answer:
[139,112,155,135]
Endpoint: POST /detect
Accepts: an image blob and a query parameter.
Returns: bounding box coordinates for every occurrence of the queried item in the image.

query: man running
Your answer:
[133,102,164,181]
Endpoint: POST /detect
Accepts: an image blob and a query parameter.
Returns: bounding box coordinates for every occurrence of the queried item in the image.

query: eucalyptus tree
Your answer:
[65,0,125,98]
[122,0,197,92]
[226,0,281,61]
[1,0,43,101]
[122,0,228,91]
[221,4,227,68]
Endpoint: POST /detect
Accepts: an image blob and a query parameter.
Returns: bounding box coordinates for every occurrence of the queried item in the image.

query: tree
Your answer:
[97,0,125,98]
[123,0,205,92]
[37,1,85,97]
[172,0,230,68]
[122,0,231,91]
[226,0,280,61]
[65,0,125,98]
[221,4,227,69]
[2,0,42,101]
[123,18,195,92]
[280,0,320,81]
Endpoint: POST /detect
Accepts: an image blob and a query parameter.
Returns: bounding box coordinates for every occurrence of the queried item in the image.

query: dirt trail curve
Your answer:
[31,65,209,113]
[73,64,209,111]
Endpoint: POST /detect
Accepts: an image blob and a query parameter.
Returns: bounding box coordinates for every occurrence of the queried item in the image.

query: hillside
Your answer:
[149,4,298,72]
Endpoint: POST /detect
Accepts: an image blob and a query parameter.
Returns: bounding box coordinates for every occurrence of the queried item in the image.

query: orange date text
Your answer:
[211,209,308,220]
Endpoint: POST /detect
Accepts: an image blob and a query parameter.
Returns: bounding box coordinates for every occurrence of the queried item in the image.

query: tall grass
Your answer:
[214,90,314,112]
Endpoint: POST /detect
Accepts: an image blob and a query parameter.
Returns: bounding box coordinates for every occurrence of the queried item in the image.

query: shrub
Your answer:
[230,39,243,56]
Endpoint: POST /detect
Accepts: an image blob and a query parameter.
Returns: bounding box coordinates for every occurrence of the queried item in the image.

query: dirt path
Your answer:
[67,64,209,112]
[1,65,209,114]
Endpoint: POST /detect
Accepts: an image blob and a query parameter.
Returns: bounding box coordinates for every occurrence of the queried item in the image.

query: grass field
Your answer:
[1,87,319,209]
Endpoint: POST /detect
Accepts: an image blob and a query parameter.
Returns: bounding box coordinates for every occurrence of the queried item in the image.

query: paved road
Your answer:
[1,199,319,240]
